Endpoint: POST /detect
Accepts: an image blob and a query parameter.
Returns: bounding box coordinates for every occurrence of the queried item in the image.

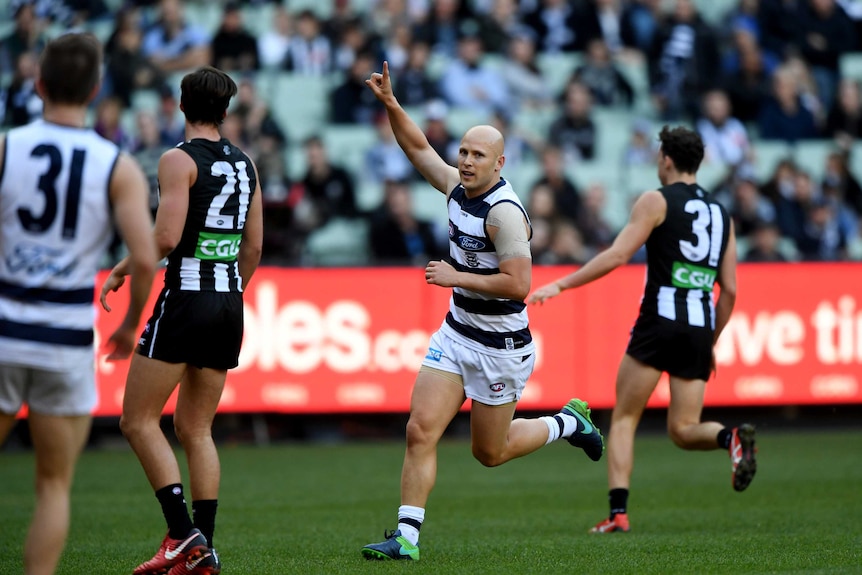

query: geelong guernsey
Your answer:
[165,138,256,293]
[0,120,119,370]
[441,178,534,354]
[639,182,731,330]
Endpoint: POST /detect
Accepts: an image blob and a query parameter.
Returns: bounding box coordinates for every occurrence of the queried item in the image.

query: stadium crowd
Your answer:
[1,0,861,266]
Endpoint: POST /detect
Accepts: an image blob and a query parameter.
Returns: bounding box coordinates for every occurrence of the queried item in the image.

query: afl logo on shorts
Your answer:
[489,382,506,392]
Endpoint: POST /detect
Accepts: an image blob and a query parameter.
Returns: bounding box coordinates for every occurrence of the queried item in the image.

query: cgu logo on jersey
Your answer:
[672,261,716,291]
[196,232,242,261]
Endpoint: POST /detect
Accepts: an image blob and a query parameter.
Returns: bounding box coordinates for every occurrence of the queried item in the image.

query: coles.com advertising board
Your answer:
[90,264,862,415]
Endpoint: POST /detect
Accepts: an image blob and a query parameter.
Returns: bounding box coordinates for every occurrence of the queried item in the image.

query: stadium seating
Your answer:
[303,217,370,266]
[536,52,583,98]
[792,140,837,181]
[269,73,333,142]
[839,52,862,82]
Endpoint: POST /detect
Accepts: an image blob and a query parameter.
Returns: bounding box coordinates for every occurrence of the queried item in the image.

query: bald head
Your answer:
[462,125,505,157]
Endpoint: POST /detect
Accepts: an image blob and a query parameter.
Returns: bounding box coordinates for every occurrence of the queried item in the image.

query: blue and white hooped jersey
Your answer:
[440,178,534,355]
[0,120,120,370]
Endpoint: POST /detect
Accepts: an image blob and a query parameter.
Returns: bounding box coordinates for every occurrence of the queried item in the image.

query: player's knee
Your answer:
[404,418,435,449]
[471,444,504,467]
[667,422,692,448]
[119,413,140,440]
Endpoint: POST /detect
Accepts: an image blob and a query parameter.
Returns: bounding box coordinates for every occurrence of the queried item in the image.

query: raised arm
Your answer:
[103,154,158,359]
[366,61,459,195]
[528,190,667,304]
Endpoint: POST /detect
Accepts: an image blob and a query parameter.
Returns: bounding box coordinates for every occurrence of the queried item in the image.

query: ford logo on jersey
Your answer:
[489,382,506,392]
[458,236,485,251]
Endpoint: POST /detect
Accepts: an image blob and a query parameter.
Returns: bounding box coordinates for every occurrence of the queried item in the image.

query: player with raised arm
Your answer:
[0,33,157,575]
[529,126,757,534]
[101,66,263,575]
[359,62,605,561]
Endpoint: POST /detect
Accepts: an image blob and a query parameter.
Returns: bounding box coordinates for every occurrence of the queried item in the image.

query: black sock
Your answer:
[193,499,218,548]
[717,428,732,450]
[609,488,629,518]
[155,484,194,539]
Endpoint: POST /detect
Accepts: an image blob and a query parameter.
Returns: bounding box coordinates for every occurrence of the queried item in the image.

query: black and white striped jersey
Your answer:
[639,182,731,330]
[440,178,534,354]
[164,138,256,293]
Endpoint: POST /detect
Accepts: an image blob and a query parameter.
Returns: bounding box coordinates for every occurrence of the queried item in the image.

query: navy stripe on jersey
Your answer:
[453,292,526,315]
[445,312,532,349]
[451,261,498,275]
[0,318,93,346]
[0,279,93,304]
[0,133,7,186]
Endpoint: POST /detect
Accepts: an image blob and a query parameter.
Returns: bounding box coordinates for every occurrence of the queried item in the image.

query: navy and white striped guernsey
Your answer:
[440,178,534,353]
[0,120,119,370]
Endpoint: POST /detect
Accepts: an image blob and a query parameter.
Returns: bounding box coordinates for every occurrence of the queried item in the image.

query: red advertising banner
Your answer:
[89,264,862,416]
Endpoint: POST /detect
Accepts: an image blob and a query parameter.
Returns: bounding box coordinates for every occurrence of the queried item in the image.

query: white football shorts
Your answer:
[0,362,97,417]
[421,328,536,406]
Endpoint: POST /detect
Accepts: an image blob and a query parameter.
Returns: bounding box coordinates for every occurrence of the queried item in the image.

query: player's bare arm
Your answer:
[238,160,264,290]
[713,219,738,342]
[366,61,459,194]
[100,148,194,308]
[528,190,667,305]
[425,203,532,301]
[102,154,158,359]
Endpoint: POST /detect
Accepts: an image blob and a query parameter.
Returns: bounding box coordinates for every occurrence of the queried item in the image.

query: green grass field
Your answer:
[1,430,861,575]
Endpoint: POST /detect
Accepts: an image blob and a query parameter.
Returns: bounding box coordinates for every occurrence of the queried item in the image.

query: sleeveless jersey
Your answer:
[441,178,533,353]
[165,138,256,293]
[0,120,120,370]
[639,182,731,330]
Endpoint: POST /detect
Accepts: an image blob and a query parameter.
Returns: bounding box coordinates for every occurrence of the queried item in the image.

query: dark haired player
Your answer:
[529,126,757,533]
[101,66,263,574]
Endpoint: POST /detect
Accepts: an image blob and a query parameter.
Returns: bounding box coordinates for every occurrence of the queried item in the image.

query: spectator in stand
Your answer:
[758,65,821,142]
[744,219,789,262]
[94,96,132,151]
[258,5,292,69]
[500,31,554,112]
[2,51,41,127]
[823,151,862,216]
[231,79,287,149]
[211,1,260,72]
[283,9,332,75]
[490,109,539,171]
[800,196,851,260]
[548,81,597,162]
[423,99,458,164]
[718,0,759,45]
[775,170,828,257]
[365,111,417,183]
[760,158,798,204]
[331,50,384,125]
[439,28,510,117]
[826,78,862,141]
[105,8,164,108]
[156,84,184,146]
[412,0,469,59]
[0,3,45,75]
[523,0,597,54]
[332,16,382,74]
[323,0,363,47]
[721,18,779,78]
[648,0,721,120]
[577,182,616,251]
[526,182,557,262]
[532,145,582,223]
[784,55,827,124]
[757,0,805,62]
[381,20,412,74]
[726,177,778,237]
[131,110,164,217]
[620,0,660,54]
[141,0,210,74]
[301,136,362,231]
[476,0,522,55]
[582,0,630,56]
[798,0,856,113]
[696,89,751,168]
[623,118,658,166]
[571,38,635,108]
[392,41,439,106]
[537,220,592,265]
[721,30,774,124]
[369,179,447,266]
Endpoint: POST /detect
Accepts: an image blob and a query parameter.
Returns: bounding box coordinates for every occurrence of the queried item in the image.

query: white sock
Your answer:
[397,505,424,546]
[541,413,579,444]
[541,416,561,444]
